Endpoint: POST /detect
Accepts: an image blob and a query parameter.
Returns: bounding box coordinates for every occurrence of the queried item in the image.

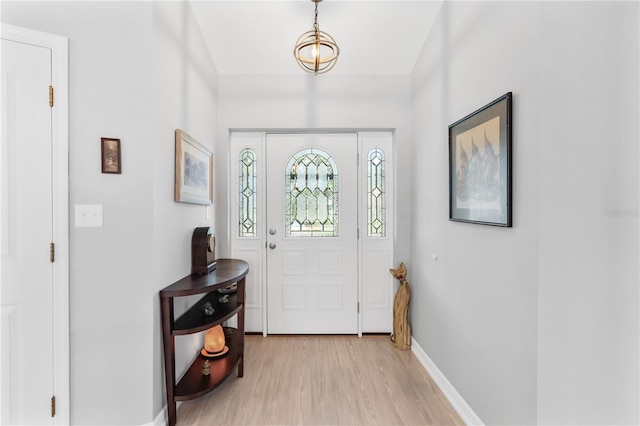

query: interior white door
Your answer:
[266,133,358,334]
[1,39,54,425]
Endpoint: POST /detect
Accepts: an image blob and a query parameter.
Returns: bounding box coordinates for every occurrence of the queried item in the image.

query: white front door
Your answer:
[1,38,54,424]
[266,134,358,334]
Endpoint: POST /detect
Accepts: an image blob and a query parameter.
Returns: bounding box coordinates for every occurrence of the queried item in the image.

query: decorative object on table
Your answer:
[389,262,411,350]
[101,137,121,174]
[175,129,213,205]
[201,360,211,376]
[201,301,215,316]
[449,92,512,227]
[191,227,217,274]
[201,324,229,358]
[218,294,229,304]
[216,283,237,294]
[293,0,340,75]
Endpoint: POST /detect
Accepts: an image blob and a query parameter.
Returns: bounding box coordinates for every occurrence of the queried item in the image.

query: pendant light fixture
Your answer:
[293,0,340,75]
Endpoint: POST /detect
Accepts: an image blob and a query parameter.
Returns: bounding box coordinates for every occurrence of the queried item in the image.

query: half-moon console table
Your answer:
[160,258,249,426]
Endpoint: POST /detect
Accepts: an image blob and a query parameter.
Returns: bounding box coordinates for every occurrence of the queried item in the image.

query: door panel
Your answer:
[266,134,357,334]
[229,134,265,333]
[358,132,394,333]
[1,39,54,425]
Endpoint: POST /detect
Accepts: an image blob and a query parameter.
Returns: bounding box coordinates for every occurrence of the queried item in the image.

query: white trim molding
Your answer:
[153,406,167,426]
[141,405,167,426]
[411,337,484,426]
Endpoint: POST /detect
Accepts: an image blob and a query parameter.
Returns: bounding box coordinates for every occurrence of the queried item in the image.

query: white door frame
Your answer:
[1,24,69,424]
[229,130,394,337]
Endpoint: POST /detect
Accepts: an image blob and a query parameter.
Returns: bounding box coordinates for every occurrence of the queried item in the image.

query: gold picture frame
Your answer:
[175,129,213,205]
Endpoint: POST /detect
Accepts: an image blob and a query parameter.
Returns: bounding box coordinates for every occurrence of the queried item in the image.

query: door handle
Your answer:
[269,243,277,249]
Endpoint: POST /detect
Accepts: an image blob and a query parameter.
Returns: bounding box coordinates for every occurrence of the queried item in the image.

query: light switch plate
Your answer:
[75,204,103,228]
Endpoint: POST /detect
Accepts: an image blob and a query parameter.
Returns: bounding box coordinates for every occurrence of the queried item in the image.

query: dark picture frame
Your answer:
[449,92,512,227]
[175,129,213,205]
[101,137,121,174]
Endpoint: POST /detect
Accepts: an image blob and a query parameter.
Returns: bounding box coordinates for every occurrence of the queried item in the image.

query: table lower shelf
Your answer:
[174,327,242,401]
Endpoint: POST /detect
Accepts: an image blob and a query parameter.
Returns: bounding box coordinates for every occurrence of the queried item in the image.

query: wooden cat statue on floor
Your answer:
[390,262,411,350]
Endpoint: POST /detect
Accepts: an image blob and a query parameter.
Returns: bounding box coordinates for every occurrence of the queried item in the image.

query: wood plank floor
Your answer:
[176,335,464,425]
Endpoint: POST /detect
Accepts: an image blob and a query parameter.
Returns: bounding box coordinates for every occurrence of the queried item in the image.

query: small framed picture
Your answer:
[101,137,121,174]
[449,92,512,226]
[175,129,213,205]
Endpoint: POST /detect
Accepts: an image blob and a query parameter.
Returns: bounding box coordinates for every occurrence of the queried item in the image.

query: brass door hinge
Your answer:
[49,86,54,107]
[50,243,55,263]
[51,395,55,417]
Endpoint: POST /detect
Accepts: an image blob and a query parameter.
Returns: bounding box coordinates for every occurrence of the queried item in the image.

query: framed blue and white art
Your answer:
[175,129,213,205]
[449,92,512,227]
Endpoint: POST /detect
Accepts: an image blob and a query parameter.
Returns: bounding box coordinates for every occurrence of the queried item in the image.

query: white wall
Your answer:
[215,74,413,268]
[536,2,638,424]
[1,1,218,424]
[151,1,219,419]
[1,2,154,423]
[411,1,638,424]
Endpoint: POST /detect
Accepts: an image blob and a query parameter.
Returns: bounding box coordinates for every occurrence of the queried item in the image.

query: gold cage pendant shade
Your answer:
[294,0,339,74]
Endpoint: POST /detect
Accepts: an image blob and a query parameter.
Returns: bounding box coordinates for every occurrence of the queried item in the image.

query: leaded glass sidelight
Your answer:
[285,148,339,237]
[238,148,257,237]
[367,148,386,237]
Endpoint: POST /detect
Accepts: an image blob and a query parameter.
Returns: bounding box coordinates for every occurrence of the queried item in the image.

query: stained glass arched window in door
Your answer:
[285,148,339,237]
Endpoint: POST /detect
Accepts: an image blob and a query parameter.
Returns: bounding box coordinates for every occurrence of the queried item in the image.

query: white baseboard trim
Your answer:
[141,405,167,426]
[411,337,484,426]
[153,406,168,426]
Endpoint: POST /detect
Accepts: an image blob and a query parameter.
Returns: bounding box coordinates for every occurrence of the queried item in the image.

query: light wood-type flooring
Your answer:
[176,335,464,425]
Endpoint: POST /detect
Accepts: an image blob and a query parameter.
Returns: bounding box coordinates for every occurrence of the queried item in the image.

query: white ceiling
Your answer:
[190,0,443,75]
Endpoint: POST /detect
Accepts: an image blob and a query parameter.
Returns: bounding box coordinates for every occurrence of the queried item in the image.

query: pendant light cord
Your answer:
[314,2,319,30]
